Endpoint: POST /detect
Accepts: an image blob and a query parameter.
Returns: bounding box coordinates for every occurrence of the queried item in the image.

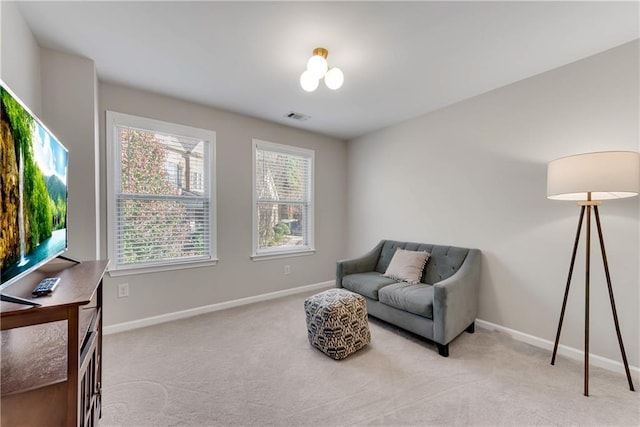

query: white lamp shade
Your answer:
[547,151,640,200]
[300,70,319,92]
[307,55,328,79]
[324,67,344,90]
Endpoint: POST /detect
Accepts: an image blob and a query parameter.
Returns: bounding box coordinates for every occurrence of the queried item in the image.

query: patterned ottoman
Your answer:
[304,288,371,360]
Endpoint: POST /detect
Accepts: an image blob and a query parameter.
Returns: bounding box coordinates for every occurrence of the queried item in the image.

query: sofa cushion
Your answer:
[342,272,397,301]
[376,241,433,280]
[378,282,434,319]
[375,240,469,284]
[383,248,430,284]
[424,245,470,285]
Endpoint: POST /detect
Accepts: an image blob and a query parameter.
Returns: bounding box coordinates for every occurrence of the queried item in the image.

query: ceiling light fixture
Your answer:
[300,47,344,92]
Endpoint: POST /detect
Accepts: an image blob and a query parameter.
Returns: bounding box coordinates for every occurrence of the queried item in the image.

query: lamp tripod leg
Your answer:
[584,205,591,397]
[551,206,586,365]
[593,206,635,392]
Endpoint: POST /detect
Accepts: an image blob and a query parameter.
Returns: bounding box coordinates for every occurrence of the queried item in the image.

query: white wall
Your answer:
[347,41,640,367]
[0,0,41,114]
[1,3,347,326]
[4,0,637,368]
[99,82,347,326]
[0,5,100,264]
[40,49,100,262]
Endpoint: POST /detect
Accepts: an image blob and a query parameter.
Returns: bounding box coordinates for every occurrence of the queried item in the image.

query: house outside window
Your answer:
[106,111,217,274]
[252,139,314,259]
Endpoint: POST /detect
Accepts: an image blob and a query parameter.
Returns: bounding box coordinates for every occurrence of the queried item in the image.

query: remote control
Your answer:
[32,277,61,297]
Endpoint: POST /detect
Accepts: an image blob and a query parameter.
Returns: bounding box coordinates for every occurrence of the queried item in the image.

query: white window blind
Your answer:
[253,140,314,257]
[106,112,216,273]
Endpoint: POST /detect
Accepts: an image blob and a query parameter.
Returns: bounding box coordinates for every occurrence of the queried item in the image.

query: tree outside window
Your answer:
[106,112,216,273]
[253,140,314,257]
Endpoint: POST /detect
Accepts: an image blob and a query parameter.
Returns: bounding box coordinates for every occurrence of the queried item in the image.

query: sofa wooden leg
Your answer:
[437,343,449,357]
[466,322,475,334]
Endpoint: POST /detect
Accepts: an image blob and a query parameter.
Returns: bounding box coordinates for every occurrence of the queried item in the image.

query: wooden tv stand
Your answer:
[1,259,108,427]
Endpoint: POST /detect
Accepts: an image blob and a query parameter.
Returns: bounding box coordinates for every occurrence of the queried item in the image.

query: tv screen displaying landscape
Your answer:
[1,81,69,289]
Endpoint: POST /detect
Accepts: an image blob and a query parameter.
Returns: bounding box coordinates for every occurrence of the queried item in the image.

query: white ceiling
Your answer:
[16,1,639,140]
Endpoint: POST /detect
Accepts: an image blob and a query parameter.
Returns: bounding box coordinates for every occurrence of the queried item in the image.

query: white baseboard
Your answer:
[476,319,640,377]
[104,281,333,335]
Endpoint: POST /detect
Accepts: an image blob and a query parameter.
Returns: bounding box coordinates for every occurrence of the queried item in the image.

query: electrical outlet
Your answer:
[117,283,129,298]
[284,265,291,275]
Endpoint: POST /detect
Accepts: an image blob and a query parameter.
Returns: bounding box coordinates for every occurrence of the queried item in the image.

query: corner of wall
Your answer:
[40,49,100,261]
[0,0,42,114]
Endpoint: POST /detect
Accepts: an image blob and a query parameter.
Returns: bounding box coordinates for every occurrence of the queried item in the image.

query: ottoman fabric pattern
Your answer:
[304,288,371,359]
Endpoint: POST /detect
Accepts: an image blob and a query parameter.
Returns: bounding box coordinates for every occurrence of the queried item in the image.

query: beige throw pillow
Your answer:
[383,248,430,284]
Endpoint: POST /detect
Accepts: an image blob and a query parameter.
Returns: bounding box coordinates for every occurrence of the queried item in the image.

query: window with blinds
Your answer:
[106,111,217,273]
[253,139,314,257]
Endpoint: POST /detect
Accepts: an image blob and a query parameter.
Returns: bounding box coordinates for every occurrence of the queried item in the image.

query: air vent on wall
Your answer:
[285,111,311,121]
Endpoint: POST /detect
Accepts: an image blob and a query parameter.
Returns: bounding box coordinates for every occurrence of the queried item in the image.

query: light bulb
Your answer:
[300,70,319,92]
[307,55,328,79]
[324,67,344,90]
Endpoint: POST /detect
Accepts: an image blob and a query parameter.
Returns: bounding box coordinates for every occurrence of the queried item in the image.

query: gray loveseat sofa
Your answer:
[336,240,481,357]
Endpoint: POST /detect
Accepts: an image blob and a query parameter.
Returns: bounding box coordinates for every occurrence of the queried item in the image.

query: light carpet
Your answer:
[100,290,640,426]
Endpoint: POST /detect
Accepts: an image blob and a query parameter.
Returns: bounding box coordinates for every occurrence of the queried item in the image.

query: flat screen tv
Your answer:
[0,80,69,294]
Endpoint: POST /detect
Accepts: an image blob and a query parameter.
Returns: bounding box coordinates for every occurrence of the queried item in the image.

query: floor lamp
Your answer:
[547,151,639,396]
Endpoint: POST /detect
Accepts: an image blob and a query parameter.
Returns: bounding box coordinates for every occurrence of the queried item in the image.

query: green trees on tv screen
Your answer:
[1,88,66,257]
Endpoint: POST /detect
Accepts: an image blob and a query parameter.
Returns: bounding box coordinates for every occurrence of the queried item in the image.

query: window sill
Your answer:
[108,258,219,278]
[251,249,315,262]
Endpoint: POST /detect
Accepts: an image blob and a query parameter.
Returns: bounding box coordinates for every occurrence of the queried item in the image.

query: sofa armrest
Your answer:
[432,249,481,345]
[335,241,385,288]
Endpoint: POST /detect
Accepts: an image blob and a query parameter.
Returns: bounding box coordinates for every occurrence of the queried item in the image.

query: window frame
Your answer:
[105,111,217,276]
[251,139,315,260]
